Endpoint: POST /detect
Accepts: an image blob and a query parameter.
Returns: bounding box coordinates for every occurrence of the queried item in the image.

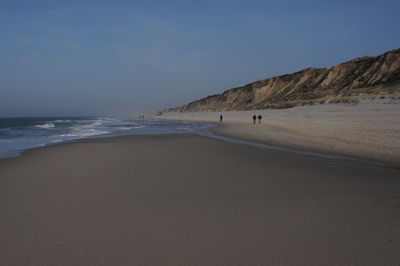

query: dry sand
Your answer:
[159,97,400,165]
[1,134,400,265]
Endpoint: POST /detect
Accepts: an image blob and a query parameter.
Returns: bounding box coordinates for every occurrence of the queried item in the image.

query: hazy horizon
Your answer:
[1,0,400,117]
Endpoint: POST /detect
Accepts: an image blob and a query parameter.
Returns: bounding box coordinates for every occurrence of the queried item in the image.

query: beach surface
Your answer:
[159,97,400,165]
[1,134,400,265]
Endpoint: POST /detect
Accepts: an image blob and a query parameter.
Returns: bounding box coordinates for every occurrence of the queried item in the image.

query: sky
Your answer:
[0,0,399,117]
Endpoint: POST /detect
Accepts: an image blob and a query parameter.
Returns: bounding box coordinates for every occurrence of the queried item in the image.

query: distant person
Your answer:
[258,114,262,124]
[220,114,223,122]
[252,114,257,124]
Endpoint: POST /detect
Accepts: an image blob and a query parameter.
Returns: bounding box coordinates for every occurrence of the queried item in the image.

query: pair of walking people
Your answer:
[220,114,262,123]
[253,114,262,124]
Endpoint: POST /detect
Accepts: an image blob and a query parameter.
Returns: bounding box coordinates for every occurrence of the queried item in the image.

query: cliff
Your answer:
[169,48,400,112]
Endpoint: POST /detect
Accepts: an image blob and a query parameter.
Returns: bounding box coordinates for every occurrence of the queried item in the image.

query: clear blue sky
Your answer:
[1,0,399,116]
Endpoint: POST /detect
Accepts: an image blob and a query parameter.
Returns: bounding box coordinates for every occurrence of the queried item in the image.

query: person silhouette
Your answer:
[220,114,223,122]
[258,114,262,124]
[252,114,257,124]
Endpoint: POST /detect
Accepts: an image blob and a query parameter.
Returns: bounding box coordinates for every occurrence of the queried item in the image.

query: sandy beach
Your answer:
[159,97,400,166]
[1,134,400,265]
[2,0,399,265]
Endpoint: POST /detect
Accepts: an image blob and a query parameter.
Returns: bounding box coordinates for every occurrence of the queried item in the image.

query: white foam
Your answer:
[115,125,145,130]
[60,129,109,137]
[117,126,134,130]
[52,119,72,123]
[36,123,55,129]
[91,121,103,127]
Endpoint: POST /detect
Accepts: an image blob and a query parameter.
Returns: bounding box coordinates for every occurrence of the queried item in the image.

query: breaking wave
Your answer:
[36,123,55,129]
[0,117,210,159]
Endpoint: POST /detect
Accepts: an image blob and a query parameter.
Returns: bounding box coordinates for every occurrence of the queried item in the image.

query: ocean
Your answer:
[0,117,210,159]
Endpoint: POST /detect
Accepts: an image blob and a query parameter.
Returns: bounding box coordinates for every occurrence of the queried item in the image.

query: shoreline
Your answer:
[3,109,398,169]
[0,117,210,160]
[0,132,192,161]
[1,124,390,169]
[0,118,211,160]
[157,99,400,167]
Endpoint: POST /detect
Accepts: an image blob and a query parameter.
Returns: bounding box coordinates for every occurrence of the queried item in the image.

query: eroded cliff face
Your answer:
[170,49,400,112]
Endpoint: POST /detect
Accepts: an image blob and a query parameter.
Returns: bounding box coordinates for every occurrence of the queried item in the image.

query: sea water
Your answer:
[0,117,210,159]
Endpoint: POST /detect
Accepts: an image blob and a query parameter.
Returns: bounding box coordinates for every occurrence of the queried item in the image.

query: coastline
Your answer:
[1,133,400,265]
[0,118,210,160]
[157,98,400,167]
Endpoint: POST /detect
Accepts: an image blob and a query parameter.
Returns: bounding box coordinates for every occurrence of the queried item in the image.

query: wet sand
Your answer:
[0,134,400,265]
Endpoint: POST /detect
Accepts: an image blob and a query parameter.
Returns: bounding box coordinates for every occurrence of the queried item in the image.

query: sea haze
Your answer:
[0,117,210,159]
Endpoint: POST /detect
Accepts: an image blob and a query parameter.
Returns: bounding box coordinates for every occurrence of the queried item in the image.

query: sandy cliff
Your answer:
[170,49,400,112]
